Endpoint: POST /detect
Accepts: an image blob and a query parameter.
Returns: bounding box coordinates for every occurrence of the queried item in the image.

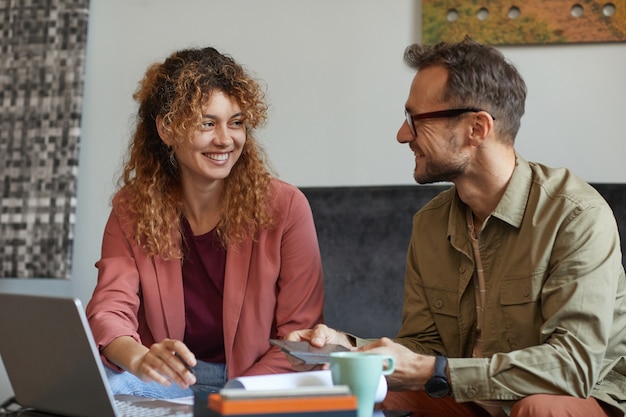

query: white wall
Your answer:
[2,0,625,401]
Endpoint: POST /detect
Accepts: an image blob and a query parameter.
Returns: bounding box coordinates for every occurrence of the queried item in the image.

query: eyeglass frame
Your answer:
[404,107,495,136]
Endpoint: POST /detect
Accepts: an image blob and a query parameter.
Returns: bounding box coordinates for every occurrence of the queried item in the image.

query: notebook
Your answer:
[0,292,193,417]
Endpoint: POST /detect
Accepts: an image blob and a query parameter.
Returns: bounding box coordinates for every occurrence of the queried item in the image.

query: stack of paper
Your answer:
[223,370,387,402]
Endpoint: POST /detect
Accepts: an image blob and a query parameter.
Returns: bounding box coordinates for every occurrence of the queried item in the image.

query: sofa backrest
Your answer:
[301,183,626,339]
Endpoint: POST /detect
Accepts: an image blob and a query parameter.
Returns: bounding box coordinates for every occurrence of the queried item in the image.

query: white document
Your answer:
[224,370,388,403]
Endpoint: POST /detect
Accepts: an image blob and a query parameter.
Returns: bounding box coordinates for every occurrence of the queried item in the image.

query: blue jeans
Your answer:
[104,361,227,399]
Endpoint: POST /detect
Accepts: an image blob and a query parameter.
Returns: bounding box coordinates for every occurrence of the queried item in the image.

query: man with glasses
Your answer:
[287,38,626,417]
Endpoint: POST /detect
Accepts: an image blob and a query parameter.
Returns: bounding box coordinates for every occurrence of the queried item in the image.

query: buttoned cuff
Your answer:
[448,357,491,401]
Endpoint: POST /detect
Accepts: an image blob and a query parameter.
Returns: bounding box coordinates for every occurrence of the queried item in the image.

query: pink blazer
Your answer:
[86,179,324,379]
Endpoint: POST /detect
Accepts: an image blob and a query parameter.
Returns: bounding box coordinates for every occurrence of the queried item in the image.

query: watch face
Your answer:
[425,376,450,398]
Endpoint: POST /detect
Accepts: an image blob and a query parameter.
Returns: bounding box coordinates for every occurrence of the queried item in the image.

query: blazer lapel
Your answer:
[152,256,186,340]
[222,239,253,360]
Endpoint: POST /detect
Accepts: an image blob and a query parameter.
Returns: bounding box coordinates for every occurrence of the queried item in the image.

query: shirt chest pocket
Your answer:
[423,287,462,354]
[500,275,541,305]
[498,274,543,349]
[425,287,459,317]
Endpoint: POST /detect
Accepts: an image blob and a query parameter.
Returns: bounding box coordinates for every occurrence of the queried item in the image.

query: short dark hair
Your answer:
[404,37,526,144]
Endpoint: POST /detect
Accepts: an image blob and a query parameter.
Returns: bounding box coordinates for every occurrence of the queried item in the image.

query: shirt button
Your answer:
[434,299,444,309]
[465,386,477,398]
[523,287,530,297]
[459,266,466,273]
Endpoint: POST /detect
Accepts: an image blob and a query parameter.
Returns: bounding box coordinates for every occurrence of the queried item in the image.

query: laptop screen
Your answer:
[0,293,119,417]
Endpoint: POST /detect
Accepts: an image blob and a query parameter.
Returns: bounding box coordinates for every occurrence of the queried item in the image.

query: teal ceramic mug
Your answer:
[329,352,395,417]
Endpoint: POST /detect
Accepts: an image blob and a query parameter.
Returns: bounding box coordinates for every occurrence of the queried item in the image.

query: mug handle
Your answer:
[382,355,395,375]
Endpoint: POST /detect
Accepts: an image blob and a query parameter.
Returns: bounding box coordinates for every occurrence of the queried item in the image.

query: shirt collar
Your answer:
[490,153,532,228]
[448,153,532,237]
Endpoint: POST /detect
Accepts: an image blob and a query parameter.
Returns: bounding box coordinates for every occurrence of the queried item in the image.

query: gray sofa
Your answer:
[300,184,626,339]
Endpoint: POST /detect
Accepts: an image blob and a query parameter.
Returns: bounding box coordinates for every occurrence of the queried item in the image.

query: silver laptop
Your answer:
[0,293,193,417]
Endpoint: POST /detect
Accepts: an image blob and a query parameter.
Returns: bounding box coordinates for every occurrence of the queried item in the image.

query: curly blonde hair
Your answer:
[116,47,274,259]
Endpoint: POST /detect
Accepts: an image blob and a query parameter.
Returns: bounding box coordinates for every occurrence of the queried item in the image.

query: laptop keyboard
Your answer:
[114,399,192,417]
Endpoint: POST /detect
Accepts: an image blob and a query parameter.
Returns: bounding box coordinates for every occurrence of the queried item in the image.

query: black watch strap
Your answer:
[425,355,451,398]
[434,354,447,375]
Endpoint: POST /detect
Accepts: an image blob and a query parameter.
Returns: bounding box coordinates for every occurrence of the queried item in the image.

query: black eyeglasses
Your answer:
[404,108,494,136]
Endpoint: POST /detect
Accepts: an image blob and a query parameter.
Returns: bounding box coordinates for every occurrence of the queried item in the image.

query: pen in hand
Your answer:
[174,352,195,375]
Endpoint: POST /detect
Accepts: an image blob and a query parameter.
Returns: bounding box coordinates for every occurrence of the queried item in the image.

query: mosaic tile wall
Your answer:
[0,0,89,278]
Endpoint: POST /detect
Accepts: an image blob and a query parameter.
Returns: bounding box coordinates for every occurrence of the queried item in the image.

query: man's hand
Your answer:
[359,337,436,391]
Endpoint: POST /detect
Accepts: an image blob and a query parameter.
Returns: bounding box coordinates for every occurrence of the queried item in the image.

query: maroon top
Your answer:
[181,217,226,363]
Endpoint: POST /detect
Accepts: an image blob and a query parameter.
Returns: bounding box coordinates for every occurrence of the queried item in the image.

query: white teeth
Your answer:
[205,153,228,161]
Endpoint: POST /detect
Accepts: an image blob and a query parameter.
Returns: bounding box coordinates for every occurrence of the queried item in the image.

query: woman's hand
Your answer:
[283,324,355,371]
[104,336,197,389]
[285,323,354,348]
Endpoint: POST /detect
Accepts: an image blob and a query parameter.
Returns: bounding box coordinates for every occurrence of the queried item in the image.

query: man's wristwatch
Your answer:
[425,355,451,398]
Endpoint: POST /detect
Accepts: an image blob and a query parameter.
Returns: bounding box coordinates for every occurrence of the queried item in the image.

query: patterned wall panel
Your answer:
[0,0,89,278]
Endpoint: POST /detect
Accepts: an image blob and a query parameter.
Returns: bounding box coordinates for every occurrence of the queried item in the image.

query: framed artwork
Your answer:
[0,0,89,278]
[423,0,626,45]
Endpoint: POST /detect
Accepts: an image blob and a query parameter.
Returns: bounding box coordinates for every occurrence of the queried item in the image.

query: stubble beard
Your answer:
[413,164,464,185]
[412,150,469,185]
[412,130,468,185]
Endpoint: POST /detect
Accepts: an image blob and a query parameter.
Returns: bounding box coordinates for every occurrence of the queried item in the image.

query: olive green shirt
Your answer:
[394,155,626,414]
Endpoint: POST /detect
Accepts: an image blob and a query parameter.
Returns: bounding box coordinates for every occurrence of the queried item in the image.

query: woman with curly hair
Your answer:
[86,46,325,398]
